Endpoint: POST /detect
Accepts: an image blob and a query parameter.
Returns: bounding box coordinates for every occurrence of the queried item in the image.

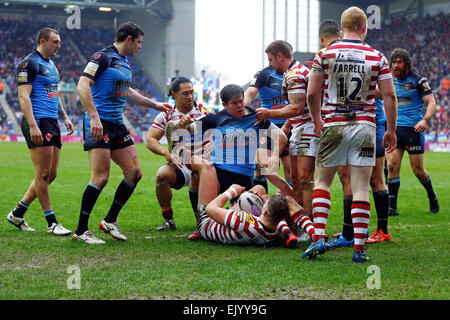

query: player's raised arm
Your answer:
[206,184,245,225]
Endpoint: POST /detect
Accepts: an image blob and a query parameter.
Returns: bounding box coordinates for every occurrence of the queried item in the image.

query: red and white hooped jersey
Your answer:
[311,39,392,127]
[198,209,278,245]
[282,60,311,130]
[151,103,207,132]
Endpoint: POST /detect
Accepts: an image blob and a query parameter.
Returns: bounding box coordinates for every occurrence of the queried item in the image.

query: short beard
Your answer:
[392,68,408,79]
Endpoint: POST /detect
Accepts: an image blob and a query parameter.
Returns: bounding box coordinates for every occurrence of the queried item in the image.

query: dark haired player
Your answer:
[386,48,439,215]
[7,27,73,236]
[146,77,210,237]
[73,22,173,244]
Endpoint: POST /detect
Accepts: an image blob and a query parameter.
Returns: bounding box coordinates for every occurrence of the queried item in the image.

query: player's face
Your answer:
[174,82,194,109]
[391,58,407,78]
[128,35,143,56]
[223,95,245,118]
[42,32,61,57]
[267,52,283,74]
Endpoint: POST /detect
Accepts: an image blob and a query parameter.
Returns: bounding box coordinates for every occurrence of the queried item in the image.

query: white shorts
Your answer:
[289,123,320,157]
[316,124,376,167]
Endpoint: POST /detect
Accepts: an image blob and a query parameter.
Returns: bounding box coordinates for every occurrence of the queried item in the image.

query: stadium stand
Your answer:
[0,11,448,143]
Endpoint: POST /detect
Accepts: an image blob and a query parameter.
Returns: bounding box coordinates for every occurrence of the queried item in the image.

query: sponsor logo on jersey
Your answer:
[359,146,374,158]
[45,84,58,98]
[245,213,255,225]
[17,71,28,82]
[114,80,131,97]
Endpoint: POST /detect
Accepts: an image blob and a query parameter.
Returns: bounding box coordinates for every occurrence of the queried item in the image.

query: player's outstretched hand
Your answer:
[256,108,270,121]
[153,102,174,113]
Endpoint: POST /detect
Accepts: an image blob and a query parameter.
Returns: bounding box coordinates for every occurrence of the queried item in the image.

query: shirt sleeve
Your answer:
[377,54,392,81]
[150,112,168,131]
[249,68,269,89]
[17,60,37,86]
[81,51,108,81]
[417,77,433,97]
[311,48,325,74]
[285,70,307,95]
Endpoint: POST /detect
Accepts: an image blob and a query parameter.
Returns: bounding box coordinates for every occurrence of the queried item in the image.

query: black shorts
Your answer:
[21,117,61,149]
[396,126,425,154]
[83,117,134,151]
[214,166,253,194]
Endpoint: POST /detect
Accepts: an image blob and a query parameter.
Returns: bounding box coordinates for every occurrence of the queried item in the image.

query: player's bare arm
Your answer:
[377,77,398,153]
[414,94,436,133]
[127,87,173,113]
[256,92,305,121]
[243,86,258,107]
[18,84,43,145]
[307,71,325,136]
[206,184,245,225]
[58,95,74,136]
[77,75,103,141]
[146,127,182,168]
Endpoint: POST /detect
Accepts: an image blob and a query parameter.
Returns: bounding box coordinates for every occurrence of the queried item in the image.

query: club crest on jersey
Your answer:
[45,133,52,142]
[404,83,411,90]
[103,134,110,143]
[246,213,255,225]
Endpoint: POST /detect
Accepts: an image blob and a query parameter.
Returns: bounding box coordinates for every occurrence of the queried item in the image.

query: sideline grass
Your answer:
[0,142,448,299]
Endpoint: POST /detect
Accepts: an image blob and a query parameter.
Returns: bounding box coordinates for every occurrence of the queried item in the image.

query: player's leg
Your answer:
[289,155,302,205]
[386,148,404,216]
[73,148,110,242]
[408,152,439,213]
[189,172,199,213]
[349,165,372,258]
[298,155,315,217]
[154,164,178,230]
[366,156,390,243]
[285,195,315,240]
[98,144,141,241]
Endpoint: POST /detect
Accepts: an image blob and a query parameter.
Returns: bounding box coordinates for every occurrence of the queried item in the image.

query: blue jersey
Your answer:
[17,50,59,120]
[249,67,289,125]
[81,45,132,124]
[394,71,433,127]
[375,98,386,126]
[198,108,272,177]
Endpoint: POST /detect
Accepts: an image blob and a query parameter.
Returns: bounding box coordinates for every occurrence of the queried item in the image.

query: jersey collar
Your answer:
[35,49,50,61]
[340,39,364,44]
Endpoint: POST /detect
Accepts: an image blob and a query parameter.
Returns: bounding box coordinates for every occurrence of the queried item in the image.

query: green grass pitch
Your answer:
[0,142,448,299]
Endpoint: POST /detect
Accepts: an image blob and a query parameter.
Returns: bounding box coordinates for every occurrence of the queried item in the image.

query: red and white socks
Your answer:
[351,201,370,252]
[312,189,331,240]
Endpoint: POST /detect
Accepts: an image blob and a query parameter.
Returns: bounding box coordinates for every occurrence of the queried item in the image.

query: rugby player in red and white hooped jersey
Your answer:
[304,6,398,263]
[146,77,210,238]
[256,40,317,219]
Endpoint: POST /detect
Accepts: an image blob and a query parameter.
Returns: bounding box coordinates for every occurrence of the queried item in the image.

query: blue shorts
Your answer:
[396,126,425,154]
[83,116,134,151]
[375,122,386,158]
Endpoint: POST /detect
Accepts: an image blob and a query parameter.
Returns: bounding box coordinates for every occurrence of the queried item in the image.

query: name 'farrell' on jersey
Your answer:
[311,39,392,127]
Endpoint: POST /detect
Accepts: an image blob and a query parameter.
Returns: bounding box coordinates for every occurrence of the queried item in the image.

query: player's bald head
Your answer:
[341,6,367,32]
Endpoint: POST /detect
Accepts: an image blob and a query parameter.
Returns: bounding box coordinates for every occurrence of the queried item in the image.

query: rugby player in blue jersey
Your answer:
[73,22,173,243]
[7,28,73,236]
[386,48,439,215]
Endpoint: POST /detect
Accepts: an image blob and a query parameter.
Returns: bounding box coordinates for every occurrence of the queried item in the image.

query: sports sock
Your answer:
[188,188,199,213]
[104,179,135,223]
[276,220,293,240]
[44,209,57,227]
[12,200,30,218]
[342,194,354,241]
[311,189,330,240]
[161,207,174,220]
[76,183,102,235]
[387,178,400,210]
[291,209,315,239]
[252,175,268,193]
[351,201,370,253]
[419,175,437,200]
[373,189,389,234]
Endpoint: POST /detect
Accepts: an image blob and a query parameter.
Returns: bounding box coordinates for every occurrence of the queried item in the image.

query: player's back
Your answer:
[312,39,391,127]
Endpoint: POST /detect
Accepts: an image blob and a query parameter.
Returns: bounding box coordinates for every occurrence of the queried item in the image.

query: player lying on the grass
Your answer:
[197,183,315,247]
